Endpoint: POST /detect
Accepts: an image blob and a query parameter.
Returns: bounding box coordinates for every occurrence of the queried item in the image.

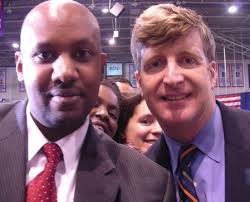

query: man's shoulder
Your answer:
[0,101,19,122]
[218,101,250,151]
[218,101,250,120]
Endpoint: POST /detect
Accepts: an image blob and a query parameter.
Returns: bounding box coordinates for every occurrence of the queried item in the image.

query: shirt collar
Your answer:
[164,104,224,173]
[27,103,89,173]
[194,105,224,163]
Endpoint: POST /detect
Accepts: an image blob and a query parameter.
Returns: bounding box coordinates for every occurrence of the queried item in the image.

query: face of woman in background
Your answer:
[90,85,120,137]
[125,100,162,153]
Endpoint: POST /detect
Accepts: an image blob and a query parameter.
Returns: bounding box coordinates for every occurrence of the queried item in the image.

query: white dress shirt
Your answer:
[26,104,89,202]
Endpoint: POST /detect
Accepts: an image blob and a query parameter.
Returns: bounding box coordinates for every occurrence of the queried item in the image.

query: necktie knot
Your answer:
[178,144,199,170]
[43,143,63,165]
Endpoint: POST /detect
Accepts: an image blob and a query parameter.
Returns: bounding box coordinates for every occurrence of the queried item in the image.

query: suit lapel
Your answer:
[74,125,120,202]
[218,102,250,202]
[146,134,172,171]
[0,101,27,201]
[145,134,176,201]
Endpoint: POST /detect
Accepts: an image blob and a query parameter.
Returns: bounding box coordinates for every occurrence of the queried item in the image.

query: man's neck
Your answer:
[31,114,85,142]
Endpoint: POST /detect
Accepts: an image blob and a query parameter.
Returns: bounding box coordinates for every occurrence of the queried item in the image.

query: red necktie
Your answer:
[26,143,63,202]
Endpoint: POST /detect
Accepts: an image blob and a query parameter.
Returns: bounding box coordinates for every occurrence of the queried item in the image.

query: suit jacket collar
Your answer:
[145,134,172,171]
[74,124,120,202]
[146,134,176,201]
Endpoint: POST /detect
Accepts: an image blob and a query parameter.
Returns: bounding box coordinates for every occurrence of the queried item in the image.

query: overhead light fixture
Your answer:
[110,2,124,17]
[12,42,19,49]
[102,8,109,14]
[109,38,115,45]
[228,5,238,14]
[113,30,119,38]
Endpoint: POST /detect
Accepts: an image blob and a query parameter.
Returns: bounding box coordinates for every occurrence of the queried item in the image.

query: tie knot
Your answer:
[178,144,198,169]
[43,143,63,165]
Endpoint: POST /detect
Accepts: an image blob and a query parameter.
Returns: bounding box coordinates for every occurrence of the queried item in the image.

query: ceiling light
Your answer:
[113,30,119,38]
[228,5,238,14]
[12,42,19,49]
[109,38,115,45]
[102,8,109,14]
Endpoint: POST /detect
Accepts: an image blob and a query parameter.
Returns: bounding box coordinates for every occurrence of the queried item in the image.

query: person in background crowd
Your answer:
[0,1,175,201]
[131,3,250,202]
[110,77,136,95]
[89,79,123,142]
[119,93,162,153]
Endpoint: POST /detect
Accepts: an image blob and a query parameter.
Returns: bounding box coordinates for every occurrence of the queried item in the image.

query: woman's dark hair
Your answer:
[116,93,143,143]
[100,79,122,106]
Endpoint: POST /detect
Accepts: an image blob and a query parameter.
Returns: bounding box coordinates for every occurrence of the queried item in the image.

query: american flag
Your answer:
[215,93,241,109]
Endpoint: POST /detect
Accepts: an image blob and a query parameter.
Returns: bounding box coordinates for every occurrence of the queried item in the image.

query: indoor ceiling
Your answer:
[1,0,250,67]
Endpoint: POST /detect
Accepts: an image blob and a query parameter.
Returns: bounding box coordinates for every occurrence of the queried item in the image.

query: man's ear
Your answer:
[135,70,143,96]
[15,51,24,82]
[209,61,217,89]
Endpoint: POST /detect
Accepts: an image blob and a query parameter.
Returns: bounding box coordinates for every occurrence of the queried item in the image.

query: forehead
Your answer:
[142,30,205,59]
[21,4,99,51]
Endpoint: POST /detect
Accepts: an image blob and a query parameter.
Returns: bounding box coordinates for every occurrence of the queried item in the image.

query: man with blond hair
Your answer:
[131,3,250,202]
[0,1,174,201]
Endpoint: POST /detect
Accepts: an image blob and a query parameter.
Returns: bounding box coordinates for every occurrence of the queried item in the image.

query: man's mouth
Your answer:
[161,93,191,101]
[50,89,82,97]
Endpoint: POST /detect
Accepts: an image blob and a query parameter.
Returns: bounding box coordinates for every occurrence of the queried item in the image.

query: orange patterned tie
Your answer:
[26,143,63,202]
[176,144,199,202]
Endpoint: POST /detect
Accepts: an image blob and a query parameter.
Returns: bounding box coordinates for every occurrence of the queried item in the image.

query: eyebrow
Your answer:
[179,50,205,61]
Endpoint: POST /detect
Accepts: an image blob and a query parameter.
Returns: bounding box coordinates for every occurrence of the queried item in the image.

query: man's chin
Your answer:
[47,112,86,129]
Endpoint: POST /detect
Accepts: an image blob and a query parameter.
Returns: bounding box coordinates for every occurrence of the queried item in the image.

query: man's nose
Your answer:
[163,61,184,87]
[52,54,79,84]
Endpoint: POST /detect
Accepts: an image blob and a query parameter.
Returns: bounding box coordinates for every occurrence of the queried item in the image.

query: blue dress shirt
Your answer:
[164,105,225,202]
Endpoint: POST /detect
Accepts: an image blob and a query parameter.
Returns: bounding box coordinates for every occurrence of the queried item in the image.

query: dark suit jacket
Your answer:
[0,100,175,202]
[146,101,250,202]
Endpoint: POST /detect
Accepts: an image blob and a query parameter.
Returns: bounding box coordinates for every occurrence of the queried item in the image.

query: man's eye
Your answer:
[36,51,53,60]
[181,57,196,66]
[35,51,55,62]
[144,58,166,73]
[74,49,92,61]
